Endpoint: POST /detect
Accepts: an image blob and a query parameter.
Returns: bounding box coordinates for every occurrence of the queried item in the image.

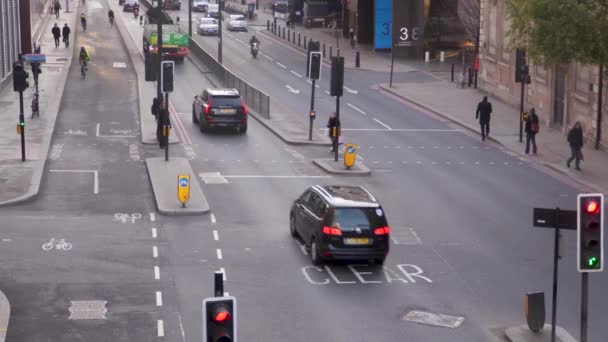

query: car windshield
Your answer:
[211,96,241,107]
[233,16,245,21]
[201,19,216,25]
[332,208,386,229]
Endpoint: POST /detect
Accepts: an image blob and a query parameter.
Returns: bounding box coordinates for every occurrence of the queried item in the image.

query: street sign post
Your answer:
[177,174,190,207]
[23,54,47,63]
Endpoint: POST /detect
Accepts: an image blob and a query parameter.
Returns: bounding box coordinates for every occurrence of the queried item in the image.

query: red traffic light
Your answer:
[586,201,599,214]
[213,309,231,323]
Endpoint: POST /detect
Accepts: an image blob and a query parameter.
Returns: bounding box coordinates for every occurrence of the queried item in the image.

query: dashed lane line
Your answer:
[154,266,160,280]
[156,291,163,306]
[153,246,158,258]
[152,228,157,238]
[347,103,367,115]
[373,118,392,130]
[211,213,216,223]
[276,62,287,68]
[150,213,156,222]
[158,320,164,337]
[219,267,227,281]
[213,230,219,241]
[216,249,223,260]
[290,70,303,78]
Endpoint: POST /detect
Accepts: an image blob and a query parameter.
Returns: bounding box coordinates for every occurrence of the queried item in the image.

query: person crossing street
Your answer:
[475,96,492,141]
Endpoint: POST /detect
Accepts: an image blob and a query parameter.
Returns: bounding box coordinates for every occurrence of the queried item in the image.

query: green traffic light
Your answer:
[20,122,24,126]
[587,257,600,267]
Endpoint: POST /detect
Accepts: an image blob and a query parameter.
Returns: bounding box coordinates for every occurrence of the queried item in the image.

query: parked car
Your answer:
[193,88,248,133]
[227,14,248,32]
[192,0,208,12]
[162,0,181,10]
[123,0,138,11]
[206,3,219,18]
[119,0,126,5]
[290,185,390,265]
[197,17,218,35]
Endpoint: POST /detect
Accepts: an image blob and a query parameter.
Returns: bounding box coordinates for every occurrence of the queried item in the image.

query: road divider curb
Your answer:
[312,158,371,175]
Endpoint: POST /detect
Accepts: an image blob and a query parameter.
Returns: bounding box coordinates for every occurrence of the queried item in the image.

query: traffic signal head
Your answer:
[515,48,526,83]
[330,56,344,97]
[309,52,322,81]
[203,296,236,342]
[161,61,174,93]
[577,193,604,272]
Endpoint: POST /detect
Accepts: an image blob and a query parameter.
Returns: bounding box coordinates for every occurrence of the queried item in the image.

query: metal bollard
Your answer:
[329,46,333,59]
[267,20,270,31]
[304,36,307,49]
[298,33,301,47]
[355,51,360,68]
[293,31,295,43]
[474,70,478,88]
[323,43,326,57]
[468,68,473,87]
[337,48,340,57]
[287,28,290,42]
[451,64,455,82]
[282,27,286,39]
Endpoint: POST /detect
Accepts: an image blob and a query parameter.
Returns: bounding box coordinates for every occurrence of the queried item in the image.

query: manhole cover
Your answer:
[69,300,107,319]
[402,310,464,328]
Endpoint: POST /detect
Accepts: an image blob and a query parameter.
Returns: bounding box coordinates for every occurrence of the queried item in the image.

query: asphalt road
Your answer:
[0,2,607,341]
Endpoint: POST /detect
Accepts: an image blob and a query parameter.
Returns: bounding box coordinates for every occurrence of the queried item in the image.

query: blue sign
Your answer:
[179,177,189,187]
[24,54,47,63]
[374,0,392,49]
[347,146,355,153]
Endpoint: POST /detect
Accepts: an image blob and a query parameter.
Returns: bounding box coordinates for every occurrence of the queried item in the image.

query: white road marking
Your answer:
[158,320,164,337]
[113,62,127,68]
[222,175,331,179]
[178,313,186,342]
[154,266,160,280]
[306,79,321,88]
[153,246,158,258]
[296,240,308,255]
[211,213,216,223]
[344,86,358,94]
[276,62,287,68]
[156,291,163,306]
[290,70,303,78]
[152,228,157,238]
[216,249,223,260]
[150,213,156,222]
[213,230,219,241]
[219,267,227,281]
[48,169,99,194]
[373,118,392,130]
[321,128,463,132]
[286,85,300,94]
[263,54,274,61]
[347,103,367,115]
[96,123,135,138]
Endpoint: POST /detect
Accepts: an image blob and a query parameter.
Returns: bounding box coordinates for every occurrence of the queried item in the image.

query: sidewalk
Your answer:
[380,79,608,195]
[0,0,78,206]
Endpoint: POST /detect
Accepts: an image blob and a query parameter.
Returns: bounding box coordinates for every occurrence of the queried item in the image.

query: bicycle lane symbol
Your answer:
[114,213,142,224]
[42,238,73,251]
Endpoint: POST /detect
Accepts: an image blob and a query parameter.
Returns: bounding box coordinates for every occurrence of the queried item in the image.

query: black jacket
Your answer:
[62,26,70,38]
[476,100,492,123]
[567,127,584,148]
[52,26,61,38]
[327,117,339,137]
[525,113,539,135]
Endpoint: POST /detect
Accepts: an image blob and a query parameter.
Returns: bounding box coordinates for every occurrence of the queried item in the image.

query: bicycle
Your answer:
[31,92,40,118]
[80,60,88,79]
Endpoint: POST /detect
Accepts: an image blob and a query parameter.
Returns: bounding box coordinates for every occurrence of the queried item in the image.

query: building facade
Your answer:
[478,0,608,148]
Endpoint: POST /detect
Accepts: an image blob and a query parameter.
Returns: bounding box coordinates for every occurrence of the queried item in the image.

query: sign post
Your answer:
[177,174,190,207]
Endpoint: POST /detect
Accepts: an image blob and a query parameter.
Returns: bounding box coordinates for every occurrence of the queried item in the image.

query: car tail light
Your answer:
[179,47,188,52]
[322,226,342,236]
[204,98,212,115]
[374,226,391,235]
[241,100,248,115]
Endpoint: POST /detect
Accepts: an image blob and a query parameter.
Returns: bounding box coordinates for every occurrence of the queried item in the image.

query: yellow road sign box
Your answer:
[177,174,190,207]
[344,143,358,169]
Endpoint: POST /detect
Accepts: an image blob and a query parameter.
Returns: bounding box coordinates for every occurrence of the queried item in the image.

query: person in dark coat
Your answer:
[54,0,61,18]
[525,108,540,154]
[62,23,71,47]
[151,97,160,121]
[475,96,492,141]
[567,121,584,170]
[157,101,171,148]
[51,23,61,47]
[327,112,340,152]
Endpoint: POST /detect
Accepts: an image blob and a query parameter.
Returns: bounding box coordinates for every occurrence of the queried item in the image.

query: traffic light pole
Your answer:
[188,0,192,37]
[214,271,224,297]
[218,0,223,64]
[157,0,163,102]
[164,92,169,161]
[334,95,340,162]
[309,80,316,141]
[18,91,26,162]
[519,79,524,143]
[550,207,560,342]
[580,273,588,342]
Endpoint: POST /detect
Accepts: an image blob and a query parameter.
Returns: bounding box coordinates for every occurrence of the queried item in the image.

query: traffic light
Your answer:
[515,48,526,83]
[577,193,604,272]
[161,61,174,93]
[309,52,322,81]
[203,296,236,342]
[145,52,158,81]
[306,40,320,78]
[330,56,344,97]
[12,62,29,92]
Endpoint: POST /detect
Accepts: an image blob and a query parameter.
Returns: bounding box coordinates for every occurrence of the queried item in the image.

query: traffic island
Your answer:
[313,158,371,176]
[505,324,576,342]
[145,157,210,215]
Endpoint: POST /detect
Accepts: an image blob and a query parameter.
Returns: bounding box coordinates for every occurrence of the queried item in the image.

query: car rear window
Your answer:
[201,19,216,24]
[332,208,387,228]
[211,95,241,107]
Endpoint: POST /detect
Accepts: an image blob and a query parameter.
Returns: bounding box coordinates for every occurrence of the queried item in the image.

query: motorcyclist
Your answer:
[249,35,260,46]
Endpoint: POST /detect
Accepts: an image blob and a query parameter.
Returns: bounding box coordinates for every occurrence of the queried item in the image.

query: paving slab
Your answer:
[313,158,371,175]
[505,324,576,342]
[145,157,210,215]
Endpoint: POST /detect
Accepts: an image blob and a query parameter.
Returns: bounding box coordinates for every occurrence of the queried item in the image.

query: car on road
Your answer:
[162,0,181,10]
[227,14,248,31]
[193,88,248,133]
[192,0,208,12]
[290,185,390,265]
[123,0,138,11]
[206,3,219,18]
[197,17,218,35]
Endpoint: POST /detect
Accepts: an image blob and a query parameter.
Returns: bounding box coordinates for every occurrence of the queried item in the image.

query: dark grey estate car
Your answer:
[290,185,390,265]
[193,88,248,133]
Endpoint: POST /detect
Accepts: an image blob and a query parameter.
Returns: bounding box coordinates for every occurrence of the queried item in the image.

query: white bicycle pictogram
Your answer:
[42,238,72,251]
[114,212,142,223]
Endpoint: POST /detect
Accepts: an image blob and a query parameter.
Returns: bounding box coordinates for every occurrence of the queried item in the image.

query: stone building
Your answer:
[478,0,607,148]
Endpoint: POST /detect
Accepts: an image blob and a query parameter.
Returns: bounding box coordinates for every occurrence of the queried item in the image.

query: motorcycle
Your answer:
[250,42,258,58]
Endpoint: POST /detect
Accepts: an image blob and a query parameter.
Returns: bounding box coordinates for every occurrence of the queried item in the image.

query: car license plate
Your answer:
[344,238,370,245]
[217,109,236,114]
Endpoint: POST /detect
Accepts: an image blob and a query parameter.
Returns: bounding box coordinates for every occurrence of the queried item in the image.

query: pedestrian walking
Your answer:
[524,108,540,154]
[157,100,171,148]
[327,112,340,152]
[567,121,584,170]
[54,0,61,18]
[51,23,61,47]
[151,97,160,121]
[475,96,492,141]
[62,23,71,47]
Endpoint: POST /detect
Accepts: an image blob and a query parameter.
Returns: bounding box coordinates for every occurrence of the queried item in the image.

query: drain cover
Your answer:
[69,300,107,319]
[402,310,464,328]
